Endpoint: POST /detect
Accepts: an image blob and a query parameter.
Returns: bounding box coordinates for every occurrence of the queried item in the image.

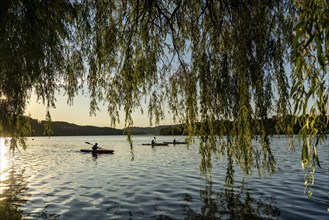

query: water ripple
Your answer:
[0,136,328,219]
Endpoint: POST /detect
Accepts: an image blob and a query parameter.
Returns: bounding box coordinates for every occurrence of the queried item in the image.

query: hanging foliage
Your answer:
[0,0,327,190]
[291,0,329,197]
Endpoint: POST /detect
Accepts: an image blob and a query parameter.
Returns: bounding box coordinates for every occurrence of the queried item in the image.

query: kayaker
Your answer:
[151,137,156,144]
[92,143,100,157]
[92,143,100,151]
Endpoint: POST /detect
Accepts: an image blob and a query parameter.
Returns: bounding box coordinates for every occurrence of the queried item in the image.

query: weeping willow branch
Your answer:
[291,0,329,197]
[1,1,327,192]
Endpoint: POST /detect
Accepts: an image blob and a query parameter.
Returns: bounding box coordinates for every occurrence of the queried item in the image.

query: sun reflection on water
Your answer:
[0,137,9,195]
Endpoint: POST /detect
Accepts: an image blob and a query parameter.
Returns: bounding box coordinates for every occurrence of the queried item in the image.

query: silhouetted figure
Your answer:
[151,137,156,145]
[173,138,176,145]
[92,143,100,157]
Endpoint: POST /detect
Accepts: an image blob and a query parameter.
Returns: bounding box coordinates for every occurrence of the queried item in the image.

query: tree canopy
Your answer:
[0,0,328,192]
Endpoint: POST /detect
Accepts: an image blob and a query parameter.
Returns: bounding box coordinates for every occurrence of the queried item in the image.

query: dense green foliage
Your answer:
[0,168,26,220]
[290,0,329,196]
[0,202,22,220]
[0,1,328,193]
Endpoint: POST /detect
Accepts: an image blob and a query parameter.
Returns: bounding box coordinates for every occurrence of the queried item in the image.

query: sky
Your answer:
[25,90,171,129]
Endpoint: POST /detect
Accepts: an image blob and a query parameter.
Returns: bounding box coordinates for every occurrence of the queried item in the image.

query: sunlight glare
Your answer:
[0,138,9,192]
[0,94,7,101]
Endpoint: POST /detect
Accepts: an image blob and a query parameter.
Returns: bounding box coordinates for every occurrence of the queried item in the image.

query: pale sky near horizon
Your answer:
[25,90,171,129]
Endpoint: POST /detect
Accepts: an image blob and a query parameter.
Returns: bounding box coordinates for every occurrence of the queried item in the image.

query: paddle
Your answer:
[85,142,103,149]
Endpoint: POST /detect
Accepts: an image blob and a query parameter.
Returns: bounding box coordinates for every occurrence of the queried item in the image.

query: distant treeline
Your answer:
[28,117,169,136]
[27,115,328,136]
[159,115,329,136]
[29,118,123,136]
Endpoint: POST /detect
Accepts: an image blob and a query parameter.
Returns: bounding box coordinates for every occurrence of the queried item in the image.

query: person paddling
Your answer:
[151,137,156,145]
[91,143,100,157]
[92,143,100,151]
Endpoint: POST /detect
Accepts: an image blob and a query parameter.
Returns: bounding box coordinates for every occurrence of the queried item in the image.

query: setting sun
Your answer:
[0,94,7,101]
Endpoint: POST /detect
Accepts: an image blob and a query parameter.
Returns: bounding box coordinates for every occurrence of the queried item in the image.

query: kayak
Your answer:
[142,143,168,146]
[80,149,114,154]
[163,141,187,145]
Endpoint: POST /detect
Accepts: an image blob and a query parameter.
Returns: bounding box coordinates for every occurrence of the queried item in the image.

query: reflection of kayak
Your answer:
[142,143,168,146]
[163,141,187,145]
[80,149,114,154]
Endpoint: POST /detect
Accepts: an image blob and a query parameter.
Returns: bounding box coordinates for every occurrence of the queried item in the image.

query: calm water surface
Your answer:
[0,136,328,219]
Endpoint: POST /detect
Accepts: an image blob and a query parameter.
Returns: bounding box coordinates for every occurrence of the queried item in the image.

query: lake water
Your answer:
[0,136,328,219]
